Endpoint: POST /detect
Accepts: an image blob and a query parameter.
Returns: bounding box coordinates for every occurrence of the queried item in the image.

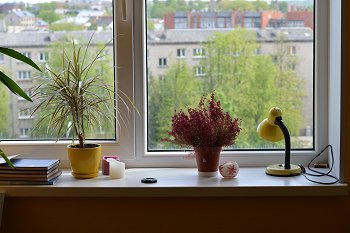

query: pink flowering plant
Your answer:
[163,92,241,147]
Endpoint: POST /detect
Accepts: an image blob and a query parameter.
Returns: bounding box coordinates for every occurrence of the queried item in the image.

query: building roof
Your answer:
[77,10,105,18]
[0,31,113,47]
[147,28,314,45]
[12,10,34,17]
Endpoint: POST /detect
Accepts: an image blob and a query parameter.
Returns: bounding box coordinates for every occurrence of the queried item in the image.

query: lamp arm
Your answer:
[275,117,291,170]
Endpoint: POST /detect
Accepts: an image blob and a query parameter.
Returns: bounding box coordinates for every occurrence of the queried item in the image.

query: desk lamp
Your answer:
[257,107,301,176]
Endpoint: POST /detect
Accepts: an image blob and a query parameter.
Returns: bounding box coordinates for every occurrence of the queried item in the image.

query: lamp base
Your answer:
[265,164,302,176]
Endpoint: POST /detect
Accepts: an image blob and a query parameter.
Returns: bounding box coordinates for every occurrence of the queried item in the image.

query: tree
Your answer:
[38,10,61,24]
[199,29,305,148]
[147,60,202,149]
[50,23,86,31]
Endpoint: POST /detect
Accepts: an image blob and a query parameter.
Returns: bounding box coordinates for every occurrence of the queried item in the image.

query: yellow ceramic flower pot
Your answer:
[67,144,101,179]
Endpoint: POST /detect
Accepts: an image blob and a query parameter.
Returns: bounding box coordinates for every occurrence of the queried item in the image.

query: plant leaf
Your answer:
[0,71,32,101]
[0,148,14,168]
[0,47,41,71]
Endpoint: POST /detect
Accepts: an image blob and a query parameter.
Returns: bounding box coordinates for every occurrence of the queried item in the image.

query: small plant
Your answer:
[32,34,135,148]
[163,92,241,148]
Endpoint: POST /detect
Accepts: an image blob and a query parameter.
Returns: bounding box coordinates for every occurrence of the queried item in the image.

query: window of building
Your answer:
[38,52,48,62]
[194,66,206,76]
[158,57,167,67]
[17,71,31,80]
[177,48,186,58]
[193,48,205,57]
[289,46,297,56]
[18,109,32,119]
[19,128,31,138]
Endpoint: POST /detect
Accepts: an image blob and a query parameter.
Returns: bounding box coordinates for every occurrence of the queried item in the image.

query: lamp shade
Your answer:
[257,107,283,142]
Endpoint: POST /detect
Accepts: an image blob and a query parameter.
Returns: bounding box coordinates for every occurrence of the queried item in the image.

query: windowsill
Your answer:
[0,168,347,197]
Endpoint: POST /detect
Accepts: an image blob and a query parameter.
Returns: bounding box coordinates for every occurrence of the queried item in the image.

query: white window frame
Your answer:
[176,48,186,58]
[194,66,206,77]
[17,71,31,80]
[38,51,48,62]
[193,48,205,58]
[0,1,343,182]
[158,57,167,67]
[18,109,33,119]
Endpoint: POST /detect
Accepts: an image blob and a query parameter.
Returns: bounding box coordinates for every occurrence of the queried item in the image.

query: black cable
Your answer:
[299,145,339,185]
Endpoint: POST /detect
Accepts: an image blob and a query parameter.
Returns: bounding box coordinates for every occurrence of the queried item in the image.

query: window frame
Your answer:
[0,0,342,176]
[131,0,333,168]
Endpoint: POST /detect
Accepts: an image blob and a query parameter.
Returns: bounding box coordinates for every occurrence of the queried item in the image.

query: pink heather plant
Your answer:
[163,92,241,147]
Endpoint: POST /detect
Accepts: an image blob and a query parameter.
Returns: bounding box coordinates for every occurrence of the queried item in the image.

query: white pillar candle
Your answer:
[107,158,125,179]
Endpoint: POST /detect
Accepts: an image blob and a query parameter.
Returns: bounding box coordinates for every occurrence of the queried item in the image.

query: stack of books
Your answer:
[0,159,61,185]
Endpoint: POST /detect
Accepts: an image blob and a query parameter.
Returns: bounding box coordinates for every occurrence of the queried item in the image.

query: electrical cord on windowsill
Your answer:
[299,145,339,185]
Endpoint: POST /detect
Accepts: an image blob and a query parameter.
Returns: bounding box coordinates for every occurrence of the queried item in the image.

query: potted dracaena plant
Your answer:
[31,34,136,179]
[163,92,242,177]
[0,47,41,167]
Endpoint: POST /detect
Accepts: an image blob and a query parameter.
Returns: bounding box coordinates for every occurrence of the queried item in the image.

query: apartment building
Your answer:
[0,27,313,138]
[147,28,314,133]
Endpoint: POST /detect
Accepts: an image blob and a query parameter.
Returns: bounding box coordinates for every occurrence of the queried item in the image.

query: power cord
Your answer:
[298,145,339,185]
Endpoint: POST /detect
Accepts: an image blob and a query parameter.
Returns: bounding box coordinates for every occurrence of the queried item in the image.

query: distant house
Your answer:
[0,3,25,14]
[77,10,105,19]
[4,10,36,27]
[96,16,113,30]
[287,11,314,30]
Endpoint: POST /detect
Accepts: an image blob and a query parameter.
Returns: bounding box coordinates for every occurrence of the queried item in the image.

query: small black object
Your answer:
[298,164,306,174]
[141,178,157,183]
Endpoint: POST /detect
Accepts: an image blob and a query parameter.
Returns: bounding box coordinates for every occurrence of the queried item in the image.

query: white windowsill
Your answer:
[0,168,347,197]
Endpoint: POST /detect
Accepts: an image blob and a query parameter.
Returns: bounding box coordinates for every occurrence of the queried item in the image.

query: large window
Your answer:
[146,0,315,151]
[0,0,341,169]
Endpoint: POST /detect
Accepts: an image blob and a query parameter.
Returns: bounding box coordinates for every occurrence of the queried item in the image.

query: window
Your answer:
[289,46,297,56]
[19,128,31,138]
[38,52,48,62]
[0,0,343,174]
[144,0,325,164]
[158,57,167,67]
[194,66,205,76]
[176,48,186,58]
[18,109,32,119]
[18,90,32,101]
[193,48,205,58]
[17,71,31,80]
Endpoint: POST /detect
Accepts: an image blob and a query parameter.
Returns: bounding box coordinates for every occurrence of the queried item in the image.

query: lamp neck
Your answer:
[275,116,291,170]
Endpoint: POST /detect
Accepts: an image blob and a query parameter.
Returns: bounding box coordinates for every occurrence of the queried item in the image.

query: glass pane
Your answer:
[0,0,114,140]
[146,0,314,150]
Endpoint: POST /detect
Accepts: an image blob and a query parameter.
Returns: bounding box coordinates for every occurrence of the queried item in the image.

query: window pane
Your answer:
[146,0,314,150]
[0,0,114,140]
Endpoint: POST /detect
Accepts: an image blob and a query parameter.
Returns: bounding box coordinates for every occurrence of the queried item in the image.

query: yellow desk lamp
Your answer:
[257,107,301,176]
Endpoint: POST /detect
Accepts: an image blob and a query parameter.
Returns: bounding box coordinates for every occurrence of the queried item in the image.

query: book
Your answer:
[0,170,62,182]
[0,167,60,178]
[0,159,60,171]
[0,172,62,185]
[0,165,59,175]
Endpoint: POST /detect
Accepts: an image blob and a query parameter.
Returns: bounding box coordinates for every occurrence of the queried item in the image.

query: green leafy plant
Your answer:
[32,34,136,148]
[0,47,42,167]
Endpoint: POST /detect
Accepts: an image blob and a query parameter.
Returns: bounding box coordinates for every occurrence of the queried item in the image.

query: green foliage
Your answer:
[217,0,270,11]
[32,35,116,147]
[38,10,61,24]
[148,61,202,149]
[50,23,86,31]
[148,0,206,18]
[148,29,306,149]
